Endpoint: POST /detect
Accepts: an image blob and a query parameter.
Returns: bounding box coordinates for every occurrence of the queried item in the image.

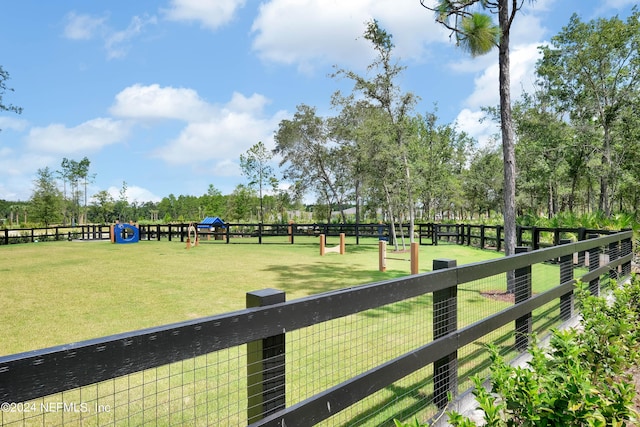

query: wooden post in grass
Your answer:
[410,242,419,275]
[433,258,457,409]
[379,240,387,272]
[288,221,294,244]
[320,233,345,256]
[247,289,286,424]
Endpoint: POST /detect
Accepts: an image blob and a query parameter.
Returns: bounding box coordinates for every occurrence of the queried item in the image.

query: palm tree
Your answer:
[420,1,533,292]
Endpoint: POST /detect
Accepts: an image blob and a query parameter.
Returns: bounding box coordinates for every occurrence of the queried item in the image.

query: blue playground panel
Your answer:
[114,223,140,244]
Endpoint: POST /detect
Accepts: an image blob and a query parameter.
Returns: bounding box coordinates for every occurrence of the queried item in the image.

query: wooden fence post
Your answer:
[514,246,532,351]
[410,242,419,275]
[588,234,601,296]
[288,221,294,244]
[379,240,387,272]
[320,234,326,256]
[609,239,619,281]
[479,225,485,250]
[433,258,458,409]
[496,225,502,252]
[621,232,632,277]
[577,227,587,266]
[247,289,286,424]
[559,239,574,321]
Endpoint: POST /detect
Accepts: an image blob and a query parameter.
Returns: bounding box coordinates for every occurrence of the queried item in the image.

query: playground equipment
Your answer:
[379,240,419,274]
[111,222,140,244]
[186,223,199,249]
[320,233,345,256]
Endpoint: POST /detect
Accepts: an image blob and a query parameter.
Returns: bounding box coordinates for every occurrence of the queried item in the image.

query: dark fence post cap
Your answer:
[433,258,457,270]
[247,288,286,307]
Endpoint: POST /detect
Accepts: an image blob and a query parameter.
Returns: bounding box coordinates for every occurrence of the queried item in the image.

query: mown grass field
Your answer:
[1,237,582,426]
[0,236,508,356]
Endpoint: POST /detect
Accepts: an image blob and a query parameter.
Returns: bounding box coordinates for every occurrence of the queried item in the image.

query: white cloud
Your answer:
[251,0,447,72]
[163,0,246,30]
[603,0,638,9]
[462,42,542,110]
[26,118,131,154]
[105,14,158,59]
[107,185,161,203]
[455,108,498,148]
[63,11,108,40]
[0,116,28,132]
[63,12,156,60]
[153,92,286,169]
[110,84,214,121]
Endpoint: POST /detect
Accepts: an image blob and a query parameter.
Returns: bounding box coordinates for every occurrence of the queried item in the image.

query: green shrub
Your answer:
[448,277,640,427]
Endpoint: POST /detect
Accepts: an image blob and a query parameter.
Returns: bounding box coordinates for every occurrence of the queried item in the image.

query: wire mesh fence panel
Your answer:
[456,325,518,397]
[1,347,248,427]
[286,294,433,415]
[319,364,436,427]
[457,274,509,328]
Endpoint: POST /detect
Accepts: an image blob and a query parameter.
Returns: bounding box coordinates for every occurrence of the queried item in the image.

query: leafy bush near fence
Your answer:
[396,276,640,427]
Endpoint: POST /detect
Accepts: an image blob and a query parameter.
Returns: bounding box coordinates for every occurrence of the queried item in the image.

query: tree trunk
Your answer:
[498,0,517,293]
[599,127,612,216]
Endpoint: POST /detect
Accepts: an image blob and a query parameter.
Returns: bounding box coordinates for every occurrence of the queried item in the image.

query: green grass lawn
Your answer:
[1,237,579,426]
[0,237,505,356]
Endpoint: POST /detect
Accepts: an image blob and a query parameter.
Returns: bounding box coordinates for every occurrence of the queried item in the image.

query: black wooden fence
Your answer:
[1,222,622,251]
[0,231,632,426]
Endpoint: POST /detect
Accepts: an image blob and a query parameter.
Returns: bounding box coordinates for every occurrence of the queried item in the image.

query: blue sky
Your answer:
[0,0,636,204]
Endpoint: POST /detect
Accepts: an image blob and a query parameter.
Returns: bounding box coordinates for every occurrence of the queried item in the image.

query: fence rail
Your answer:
[0,230,632,426]
[1,222,621,251]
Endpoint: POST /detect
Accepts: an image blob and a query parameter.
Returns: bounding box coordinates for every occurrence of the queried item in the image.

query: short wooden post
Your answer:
[258,223,263,245]
[410,242,419,275]
[514,246,532,351]
[433,258,458,409]
[379,240,387,272]
[339,232,345,255]
[479,225,485,250]
[588,234,601,296]
[247,289,286,424]
[288,221,294,244]
[559,239,574,321]
[320,234,326,256]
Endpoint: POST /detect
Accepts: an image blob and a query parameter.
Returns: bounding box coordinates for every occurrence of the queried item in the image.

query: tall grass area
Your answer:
[0,237,504,356]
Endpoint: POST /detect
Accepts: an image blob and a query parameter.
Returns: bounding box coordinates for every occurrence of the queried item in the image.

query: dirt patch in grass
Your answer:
[480,290,515,304]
